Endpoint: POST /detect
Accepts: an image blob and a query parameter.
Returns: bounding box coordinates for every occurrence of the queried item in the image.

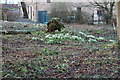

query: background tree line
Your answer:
[49,1,116,24]
[49,2,91,24]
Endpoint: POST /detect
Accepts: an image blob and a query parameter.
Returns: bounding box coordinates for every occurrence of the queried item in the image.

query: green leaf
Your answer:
[21,67,27,73]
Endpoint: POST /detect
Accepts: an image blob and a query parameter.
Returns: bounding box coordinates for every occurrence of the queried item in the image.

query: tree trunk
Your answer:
[76,7,84,23]
[116,1,120,40]
[105,2,114,24]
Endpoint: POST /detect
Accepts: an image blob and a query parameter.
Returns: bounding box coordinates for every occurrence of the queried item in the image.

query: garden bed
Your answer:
[1,21,119,78]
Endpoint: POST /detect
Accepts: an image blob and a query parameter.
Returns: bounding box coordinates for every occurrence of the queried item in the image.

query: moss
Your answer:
[52,18,60,21]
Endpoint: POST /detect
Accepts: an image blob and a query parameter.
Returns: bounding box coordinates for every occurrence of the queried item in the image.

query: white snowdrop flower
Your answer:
[78,37,84,41]
[57,36,61,39]
[48,37,53,39]
[47,40,54,43]
[64,35,70,38]
[109,40,115,42]
[52,35,57,38]
[4,21,8,22]
[86,35,96,38]
[88,38,97,42]
[60,34,63,36]
[72,36,79,39]
[40,38,44,41]
[13,26,16,28]
[32,37,38,40]
[45,35,50,38]
[79,32,84,34]
[79,38,84,41]
[34,26,39,28]
[79,32,87,36]
[72,36,78,38]
[65,33,70,36]
[98,37,104,40]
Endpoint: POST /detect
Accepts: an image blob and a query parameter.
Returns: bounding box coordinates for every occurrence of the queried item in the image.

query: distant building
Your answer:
[22,0,114,24]
[20,0,96,23]
[0,3,20,20]
[20,0,53,23]
[0,0,19,4]
[93,7,105,24]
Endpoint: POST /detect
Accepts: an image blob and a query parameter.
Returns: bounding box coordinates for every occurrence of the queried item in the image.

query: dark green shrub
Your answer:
[47,18,65,32]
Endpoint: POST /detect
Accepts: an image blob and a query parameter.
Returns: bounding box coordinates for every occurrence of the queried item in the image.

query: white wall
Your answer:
[93,7,104,24]
[0,0,20,4]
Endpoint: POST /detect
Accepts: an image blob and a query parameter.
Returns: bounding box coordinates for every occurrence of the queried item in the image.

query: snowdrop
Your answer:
[79,32,87,36]
[78,37,84,42]
[47,40,54,43]
[109,40,116,42]
[86,35,96,38]
[79,32,85,34]
[40,38,44,41]
[88,38,97,43]
[65,33,70,36]
[34,26,39,28]
[32,37,38,40]
[0,26,2,28]
[45,34,51,38]
[13,26,16,28]
[48,37,53,39]
[71,36,79,40]
[58,34,64,36]
[52,35,57,38]
[97,37,104,40]
[57,35,62,39]
[64,33,71,38]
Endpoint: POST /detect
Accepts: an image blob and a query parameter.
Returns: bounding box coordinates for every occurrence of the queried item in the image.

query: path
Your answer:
[16,17,36,24]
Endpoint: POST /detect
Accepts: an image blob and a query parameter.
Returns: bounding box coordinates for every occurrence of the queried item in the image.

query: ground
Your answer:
[1,21,119,78]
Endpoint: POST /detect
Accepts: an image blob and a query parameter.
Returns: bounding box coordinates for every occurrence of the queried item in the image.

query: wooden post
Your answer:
[116,1,120,40]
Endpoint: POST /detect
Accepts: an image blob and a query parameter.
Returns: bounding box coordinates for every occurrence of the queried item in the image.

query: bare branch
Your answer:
[87,0,98,6]
[93,0,105,8]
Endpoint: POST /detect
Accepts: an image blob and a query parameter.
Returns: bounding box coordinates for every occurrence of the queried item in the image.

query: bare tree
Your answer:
[88,0,115,24]
[49,2,91,23]
[49,2,74,23]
